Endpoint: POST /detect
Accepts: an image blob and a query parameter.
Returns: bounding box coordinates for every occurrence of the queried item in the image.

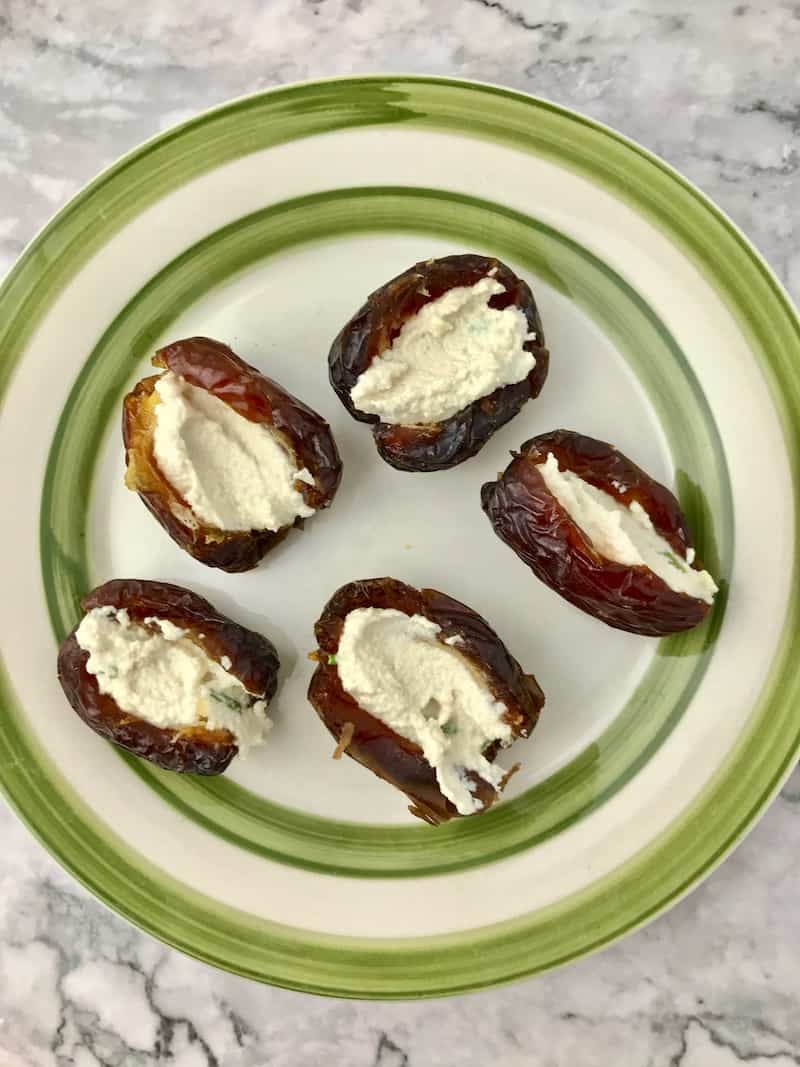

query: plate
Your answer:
[0,76,798,999]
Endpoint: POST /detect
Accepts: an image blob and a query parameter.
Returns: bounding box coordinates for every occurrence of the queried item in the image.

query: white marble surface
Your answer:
[1,1,799,1063]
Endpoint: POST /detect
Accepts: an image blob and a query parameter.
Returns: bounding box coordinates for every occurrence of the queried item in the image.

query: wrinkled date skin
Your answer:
[57,579,280,774]
[328,254,549,472]
[481,430,713,636]
[308,577,545,824]
[124,337,343,572]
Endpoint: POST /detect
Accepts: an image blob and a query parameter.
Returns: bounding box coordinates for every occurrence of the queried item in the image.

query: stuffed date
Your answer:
[308,577,544,824]
[328,254,549,471]
[124,336,342,572]
[481,430,718,636]
[57,578,280,774]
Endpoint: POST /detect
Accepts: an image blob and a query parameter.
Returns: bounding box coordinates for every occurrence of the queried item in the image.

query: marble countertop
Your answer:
[1,1,799,1063]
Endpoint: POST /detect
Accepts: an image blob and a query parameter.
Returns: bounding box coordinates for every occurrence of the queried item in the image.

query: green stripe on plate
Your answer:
[40,186,730,877]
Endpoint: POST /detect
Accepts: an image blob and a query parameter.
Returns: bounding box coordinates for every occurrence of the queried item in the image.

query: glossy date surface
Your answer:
[328,254,549,472]
[124,337,342,572]
[57,579,280,775]
[481,429,713,636]
[308,577,545,824]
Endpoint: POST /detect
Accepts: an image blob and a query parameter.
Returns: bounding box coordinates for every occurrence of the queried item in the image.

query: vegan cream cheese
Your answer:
[336,606,513,814]
[152,371,315,532]
[538,452,717,604]
[75,606,271,752]
[350,277,536,425]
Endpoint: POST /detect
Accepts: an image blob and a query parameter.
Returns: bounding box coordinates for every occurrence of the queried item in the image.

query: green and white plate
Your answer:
[1,76,798,999]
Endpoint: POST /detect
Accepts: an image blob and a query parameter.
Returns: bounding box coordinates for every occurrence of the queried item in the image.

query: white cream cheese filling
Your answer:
[336,607,512,815]
[349,277,536,425]
[75,606,271,753]
[152,371,315,532]
[538,452,718,604]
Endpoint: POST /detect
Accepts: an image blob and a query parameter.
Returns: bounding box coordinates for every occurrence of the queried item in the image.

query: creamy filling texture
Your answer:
[538,452,718,604]
[152,371,315,532]
[349,277,536,425]
[335,607,512,815]
[75,606,271,752]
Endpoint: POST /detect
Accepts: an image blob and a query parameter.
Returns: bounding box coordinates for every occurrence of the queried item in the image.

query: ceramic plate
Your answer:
[1,76,798,999]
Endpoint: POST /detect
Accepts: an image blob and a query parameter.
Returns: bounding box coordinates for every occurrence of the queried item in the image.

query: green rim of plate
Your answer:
[0,77,797,997]
[40,184,730,878]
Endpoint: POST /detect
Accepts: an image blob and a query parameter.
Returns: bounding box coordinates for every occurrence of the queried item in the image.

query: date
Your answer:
[308,577,544,824]
[328,254,549,471]
[57,579,280,774]
[124,337,342,572]
[481,430,716,636]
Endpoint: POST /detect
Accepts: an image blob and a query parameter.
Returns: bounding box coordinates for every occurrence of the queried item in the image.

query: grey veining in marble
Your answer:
[1,1,799,1064]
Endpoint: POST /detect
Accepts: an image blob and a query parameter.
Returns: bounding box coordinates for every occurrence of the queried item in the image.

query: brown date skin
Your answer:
[124,337,343,572]
[308,577,545,824]
[328,254,549,472]
[57,579,280,775]
[481,430,713,637]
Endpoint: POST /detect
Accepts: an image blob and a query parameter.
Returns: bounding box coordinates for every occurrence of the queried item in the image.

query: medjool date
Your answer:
[57,579,280,774]
[308,577,544,824]
[124,337,342,572]
[329,254,549,471]
[481,430,717,636]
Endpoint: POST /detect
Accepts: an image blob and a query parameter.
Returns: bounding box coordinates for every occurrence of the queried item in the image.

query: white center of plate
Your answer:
[91,233,665,823]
